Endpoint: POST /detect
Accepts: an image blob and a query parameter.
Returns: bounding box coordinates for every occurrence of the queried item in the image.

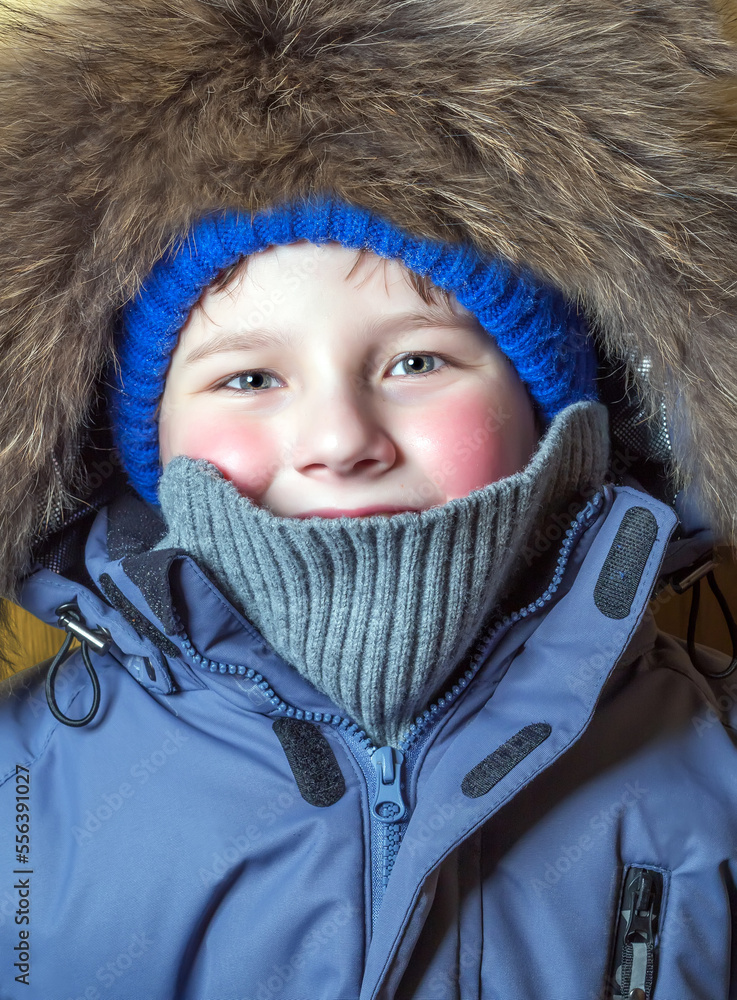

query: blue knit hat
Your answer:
[112,197,598,504]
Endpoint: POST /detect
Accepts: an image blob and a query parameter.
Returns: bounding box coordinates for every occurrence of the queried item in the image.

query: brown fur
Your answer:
[1,0,737,602]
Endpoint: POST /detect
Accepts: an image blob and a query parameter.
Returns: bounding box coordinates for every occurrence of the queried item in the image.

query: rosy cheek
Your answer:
[408,390,533,500]
[167,416,278,500]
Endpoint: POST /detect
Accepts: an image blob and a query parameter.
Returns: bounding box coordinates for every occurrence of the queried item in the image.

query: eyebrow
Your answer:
[183,326,296,367]
[182,309,480,368]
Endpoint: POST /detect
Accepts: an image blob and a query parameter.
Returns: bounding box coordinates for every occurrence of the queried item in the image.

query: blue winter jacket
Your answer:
[1,482,736,1000]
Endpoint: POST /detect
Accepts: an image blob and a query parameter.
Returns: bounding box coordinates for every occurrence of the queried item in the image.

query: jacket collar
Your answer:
[20,484,676,732]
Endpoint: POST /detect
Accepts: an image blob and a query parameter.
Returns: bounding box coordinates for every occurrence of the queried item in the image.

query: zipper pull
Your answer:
[625,871,656,943]
[624,870,656,997]
[371,746,407,822]
[609,866,663,1000]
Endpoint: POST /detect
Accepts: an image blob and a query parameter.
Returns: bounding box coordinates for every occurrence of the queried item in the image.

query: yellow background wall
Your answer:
[1,602,70,679]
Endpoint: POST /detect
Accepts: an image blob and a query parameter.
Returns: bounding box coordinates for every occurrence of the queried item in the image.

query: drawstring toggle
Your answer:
[45,603,109,727]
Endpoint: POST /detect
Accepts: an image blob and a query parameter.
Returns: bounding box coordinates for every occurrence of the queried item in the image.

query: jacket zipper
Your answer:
[609,866,663,1000]
[338,488,606,927]
[176,490,606,931]
[371,746,407,914]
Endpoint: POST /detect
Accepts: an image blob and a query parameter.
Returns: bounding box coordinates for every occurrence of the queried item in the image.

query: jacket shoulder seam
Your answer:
[0,662,88,786]
[0,719,59,787]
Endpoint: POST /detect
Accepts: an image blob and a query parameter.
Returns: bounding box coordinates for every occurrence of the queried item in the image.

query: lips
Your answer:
[294,505,419,519]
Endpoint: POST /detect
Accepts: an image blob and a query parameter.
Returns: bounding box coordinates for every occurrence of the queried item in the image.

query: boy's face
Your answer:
[159,242,538,517]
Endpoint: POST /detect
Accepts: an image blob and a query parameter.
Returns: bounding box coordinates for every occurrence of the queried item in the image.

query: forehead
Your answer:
[185,240,480,338]
[211,241,415,293]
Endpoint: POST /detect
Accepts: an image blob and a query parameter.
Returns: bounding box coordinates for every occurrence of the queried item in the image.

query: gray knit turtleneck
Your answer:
[156,401,609,746]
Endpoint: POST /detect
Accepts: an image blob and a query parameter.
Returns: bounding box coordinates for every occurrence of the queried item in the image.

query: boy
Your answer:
[116,206,603,750]
[2,2,737,999]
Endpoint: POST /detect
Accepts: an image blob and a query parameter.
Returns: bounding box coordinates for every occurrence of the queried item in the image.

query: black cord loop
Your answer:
[686,571,737,680]
[45,605,107,727]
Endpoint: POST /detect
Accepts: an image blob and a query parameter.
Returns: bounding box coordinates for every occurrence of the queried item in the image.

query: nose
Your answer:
[292,384,397,479]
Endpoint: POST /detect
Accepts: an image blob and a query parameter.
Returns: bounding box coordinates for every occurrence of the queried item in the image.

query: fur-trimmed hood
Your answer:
[1,0,737,599]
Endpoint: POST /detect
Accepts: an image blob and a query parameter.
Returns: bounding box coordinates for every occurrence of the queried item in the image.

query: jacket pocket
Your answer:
[607,865,665,1000]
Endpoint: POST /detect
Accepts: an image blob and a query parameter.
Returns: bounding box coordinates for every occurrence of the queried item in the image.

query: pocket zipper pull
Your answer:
[609,866,663,1000]
[624,870,657,996]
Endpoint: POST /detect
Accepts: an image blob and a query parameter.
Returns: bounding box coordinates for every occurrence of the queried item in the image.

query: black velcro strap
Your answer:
[99,573,180,659]
[272,719,346,807]
[461,723,552,799]
[594,506,658,620]
[106,493,166,560]
[122,549,182,635]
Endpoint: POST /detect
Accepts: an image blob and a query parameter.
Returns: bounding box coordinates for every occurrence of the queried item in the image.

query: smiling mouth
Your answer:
[294,506,420,519]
